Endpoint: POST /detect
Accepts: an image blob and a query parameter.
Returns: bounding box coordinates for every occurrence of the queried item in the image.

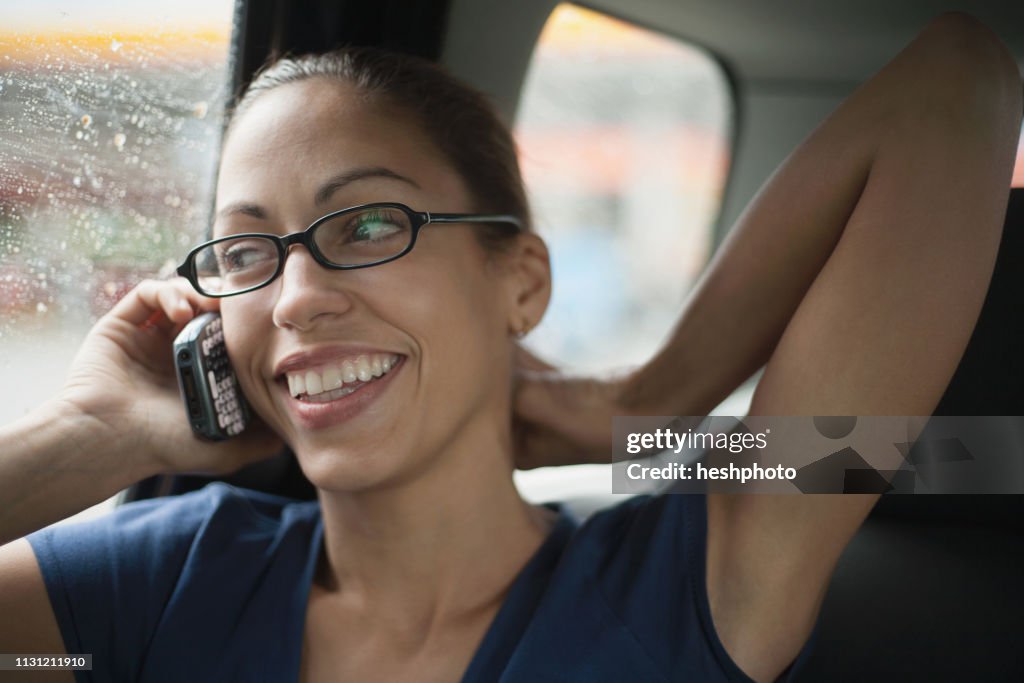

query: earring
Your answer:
[514,320,532,339]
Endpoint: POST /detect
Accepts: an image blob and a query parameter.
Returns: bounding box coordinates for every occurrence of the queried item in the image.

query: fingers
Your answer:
[513,347,563,423]
[233,417,285,456]
[148,411,285,477]
[515,373,601,419]
[109,278,220,329]
[192,419,285,476]
[514,372,562,422]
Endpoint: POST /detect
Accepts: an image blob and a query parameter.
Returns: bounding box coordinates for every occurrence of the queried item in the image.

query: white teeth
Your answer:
[356,356,373,382]
[286,353,400,399]
[303,383,360,403]
[323,365,343,391]
[342,361,357,384]
[290,373,306,397]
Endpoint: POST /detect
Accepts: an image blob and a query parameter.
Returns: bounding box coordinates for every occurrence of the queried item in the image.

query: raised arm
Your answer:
[649,14,1019,682]
[513,12,1021,683]
[621,14,1021,423]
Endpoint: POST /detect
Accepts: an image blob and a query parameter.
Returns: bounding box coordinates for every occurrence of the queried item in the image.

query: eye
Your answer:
[218,239,276,272]
[314,208,413,264]
[348,209,406,243]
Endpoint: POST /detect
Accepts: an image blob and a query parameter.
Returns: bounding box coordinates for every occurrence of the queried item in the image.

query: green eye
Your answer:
[351,210,404,243]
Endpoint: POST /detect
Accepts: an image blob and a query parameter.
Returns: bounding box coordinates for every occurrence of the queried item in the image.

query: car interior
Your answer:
[8,0,1022,680]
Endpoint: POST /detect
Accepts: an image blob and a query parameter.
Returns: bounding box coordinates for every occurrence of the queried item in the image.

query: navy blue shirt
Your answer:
[28,483,817,682]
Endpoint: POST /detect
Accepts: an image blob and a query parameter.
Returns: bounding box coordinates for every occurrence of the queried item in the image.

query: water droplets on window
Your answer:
[0,2,234,421]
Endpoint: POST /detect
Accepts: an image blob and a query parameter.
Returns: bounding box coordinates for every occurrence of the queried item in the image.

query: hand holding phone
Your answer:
[173,312,250,440]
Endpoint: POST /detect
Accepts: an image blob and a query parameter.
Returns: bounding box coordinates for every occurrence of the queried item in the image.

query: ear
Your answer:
[502,233,551,337]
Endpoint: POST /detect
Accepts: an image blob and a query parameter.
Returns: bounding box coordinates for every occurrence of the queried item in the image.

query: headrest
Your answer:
[935,187,1024,415]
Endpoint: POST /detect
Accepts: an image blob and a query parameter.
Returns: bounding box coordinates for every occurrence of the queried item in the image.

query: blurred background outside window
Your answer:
[515,3,732,376]
[512,4,734,499]
[0,0,234,425]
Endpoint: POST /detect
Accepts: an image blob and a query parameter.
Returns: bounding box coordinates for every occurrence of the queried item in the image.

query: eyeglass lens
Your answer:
[194,206,414,295]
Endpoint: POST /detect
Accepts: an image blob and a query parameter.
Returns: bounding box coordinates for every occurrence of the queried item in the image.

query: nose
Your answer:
[271,244,356,331]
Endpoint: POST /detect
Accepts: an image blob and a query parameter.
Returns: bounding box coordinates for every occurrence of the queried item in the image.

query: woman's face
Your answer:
[214,78,544,490]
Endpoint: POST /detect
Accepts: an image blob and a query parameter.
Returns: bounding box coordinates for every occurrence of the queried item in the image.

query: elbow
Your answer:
[908,12,1022,127]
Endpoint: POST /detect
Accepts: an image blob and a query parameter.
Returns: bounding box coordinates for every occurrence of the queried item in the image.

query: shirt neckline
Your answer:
[459,504,577,682]
[286,502,578,683]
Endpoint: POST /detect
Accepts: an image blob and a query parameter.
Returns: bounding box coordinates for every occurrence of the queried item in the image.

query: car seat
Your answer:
[792,187,1024,682]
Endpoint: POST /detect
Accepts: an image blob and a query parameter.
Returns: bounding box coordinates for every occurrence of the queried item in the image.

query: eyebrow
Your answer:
[313,166,420,206]
[216,201,266,221]
[215,166,421,221]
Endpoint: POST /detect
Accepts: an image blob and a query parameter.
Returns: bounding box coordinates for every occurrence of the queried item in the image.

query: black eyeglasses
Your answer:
[176,202,523,297]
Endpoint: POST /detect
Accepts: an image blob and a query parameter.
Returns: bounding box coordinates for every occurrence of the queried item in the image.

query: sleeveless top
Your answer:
[27,483,817,682]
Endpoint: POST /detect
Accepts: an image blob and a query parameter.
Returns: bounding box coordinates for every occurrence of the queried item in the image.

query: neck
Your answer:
[313,417,554,629]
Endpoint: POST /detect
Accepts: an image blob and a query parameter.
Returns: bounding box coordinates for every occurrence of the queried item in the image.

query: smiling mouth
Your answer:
[284,353,403,403]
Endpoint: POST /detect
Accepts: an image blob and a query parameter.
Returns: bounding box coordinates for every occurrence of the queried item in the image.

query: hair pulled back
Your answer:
[230,47,532,250]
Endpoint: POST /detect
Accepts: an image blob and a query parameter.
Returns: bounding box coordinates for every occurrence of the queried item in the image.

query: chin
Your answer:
[295,442,414,494]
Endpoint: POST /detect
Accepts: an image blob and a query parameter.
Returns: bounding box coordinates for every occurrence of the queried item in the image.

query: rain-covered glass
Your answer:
[0,0,235,424]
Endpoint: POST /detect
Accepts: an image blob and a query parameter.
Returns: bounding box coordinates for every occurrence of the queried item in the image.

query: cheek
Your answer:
[220,301,252,356]
[398,258,508,390]
[219,300,269,400]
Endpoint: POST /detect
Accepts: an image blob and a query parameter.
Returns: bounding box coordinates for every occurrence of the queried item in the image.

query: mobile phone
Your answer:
[173,312,250,440]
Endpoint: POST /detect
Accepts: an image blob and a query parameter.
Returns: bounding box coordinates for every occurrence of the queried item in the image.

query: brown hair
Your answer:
[229,47,532,250]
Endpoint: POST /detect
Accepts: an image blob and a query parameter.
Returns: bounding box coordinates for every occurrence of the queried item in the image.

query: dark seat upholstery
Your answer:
[122,445,315,502]
[794,187,1024,681]
[794,517,1024,681]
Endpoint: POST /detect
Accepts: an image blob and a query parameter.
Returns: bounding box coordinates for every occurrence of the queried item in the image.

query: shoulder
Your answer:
[23,484,320,680]
[565,492,703,570]
[531,495,761,680]
[540,494,821,682]
[568,494,714,621]
[29,482,316,570]
[28,482,321,601]
[562,493,711,640]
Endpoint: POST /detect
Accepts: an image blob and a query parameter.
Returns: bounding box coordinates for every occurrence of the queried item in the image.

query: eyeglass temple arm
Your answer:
[424,212,523,230]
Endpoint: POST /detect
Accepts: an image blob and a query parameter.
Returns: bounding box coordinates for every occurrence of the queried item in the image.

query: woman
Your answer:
[0,12,1020,683]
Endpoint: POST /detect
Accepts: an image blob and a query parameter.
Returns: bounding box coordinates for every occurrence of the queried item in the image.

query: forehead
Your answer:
[224,79,421,157]
[216,79,467,216]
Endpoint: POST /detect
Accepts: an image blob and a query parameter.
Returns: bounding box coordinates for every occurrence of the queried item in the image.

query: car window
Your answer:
[0,1,234,423]
[512,3,734,500]
[514,3,732,374]
[0,0,235,521]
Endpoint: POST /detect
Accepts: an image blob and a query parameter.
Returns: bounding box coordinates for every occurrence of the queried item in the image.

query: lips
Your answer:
[273,350,406,430]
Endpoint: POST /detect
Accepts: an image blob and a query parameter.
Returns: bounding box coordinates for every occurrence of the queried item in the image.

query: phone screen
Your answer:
[173,312,250,440]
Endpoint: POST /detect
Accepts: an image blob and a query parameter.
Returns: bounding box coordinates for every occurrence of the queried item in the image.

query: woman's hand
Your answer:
[56,278,283,479]
[512,346,634,469]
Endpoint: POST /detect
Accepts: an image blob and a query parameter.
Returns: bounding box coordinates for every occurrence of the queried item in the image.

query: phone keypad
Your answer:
[199,318,247,437]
